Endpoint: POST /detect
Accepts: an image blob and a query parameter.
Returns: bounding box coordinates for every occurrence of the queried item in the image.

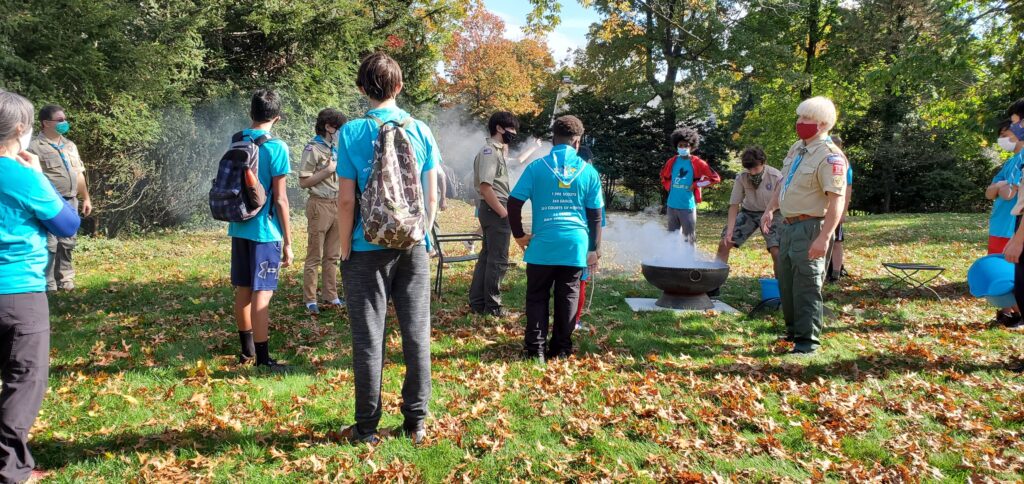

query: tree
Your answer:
[440,2,555,120]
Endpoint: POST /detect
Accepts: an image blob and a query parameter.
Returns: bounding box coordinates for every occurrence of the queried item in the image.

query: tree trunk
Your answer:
[800,0,821,100]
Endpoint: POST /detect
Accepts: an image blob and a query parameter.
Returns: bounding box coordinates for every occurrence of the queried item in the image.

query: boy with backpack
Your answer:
[335,52,440,444]
[210,89,293,369]
[299,108,347,315]
[508,115,604,362]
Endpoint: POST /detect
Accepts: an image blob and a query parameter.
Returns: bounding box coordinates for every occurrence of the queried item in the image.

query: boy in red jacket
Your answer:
[659,127,720,242]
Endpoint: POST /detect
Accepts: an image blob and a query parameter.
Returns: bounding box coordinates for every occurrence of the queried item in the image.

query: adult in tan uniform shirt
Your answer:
[298,109,346,314]
[28,105,91,292]
[761,96,847,355]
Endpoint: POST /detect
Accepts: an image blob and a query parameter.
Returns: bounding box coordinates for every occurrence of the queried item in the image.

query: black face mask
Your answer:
[501,130,518,145]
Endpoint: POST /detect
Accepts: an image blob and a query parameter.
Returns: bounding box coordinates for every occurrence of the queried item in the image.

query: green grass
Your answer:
[33,203,1024,482]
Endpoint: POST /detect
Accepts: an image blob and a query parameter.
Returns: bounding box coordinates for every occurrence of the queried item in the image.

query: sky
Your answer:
[483,0,602,64]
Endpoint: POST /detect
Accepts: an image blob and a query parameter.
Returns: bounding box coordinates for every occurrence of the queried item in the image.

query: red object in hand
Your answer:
[575,279,588,324]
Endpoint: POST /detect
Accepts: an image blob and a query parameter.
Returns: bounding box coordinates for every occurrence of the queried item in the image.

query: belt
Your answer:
[783,214,822,225]
[308,194,337,201]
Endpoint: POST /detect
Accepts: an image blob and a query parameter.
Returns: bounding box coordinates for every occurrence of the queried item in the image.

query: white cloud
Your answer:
[491,9,582,64]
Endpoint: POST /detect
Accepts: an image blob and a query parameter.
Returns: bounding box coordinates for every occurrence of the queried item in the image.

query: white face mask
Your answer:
[18,127,32,153]
[999,136,1017,152]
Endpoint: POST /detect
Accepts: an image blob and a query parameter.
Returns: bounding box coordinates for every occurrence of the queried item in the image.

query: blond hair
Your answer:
[796,96,837,130]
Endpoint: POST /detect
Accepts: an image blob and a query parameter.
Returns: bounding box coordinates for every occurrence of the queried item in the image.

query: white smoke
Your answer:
[601,212,724,272]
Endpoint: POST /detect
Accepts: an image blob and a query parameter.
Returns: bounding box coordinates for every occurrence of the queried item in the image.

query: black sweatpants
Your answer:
[0,293,49,483]
[524,264,583,358]
[1014,216,1024,312]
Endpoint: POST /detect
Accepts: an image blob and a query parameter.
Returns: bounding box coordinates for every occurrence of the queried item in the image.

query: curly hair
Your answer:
[552,115,585,144]
[670,127,700,150]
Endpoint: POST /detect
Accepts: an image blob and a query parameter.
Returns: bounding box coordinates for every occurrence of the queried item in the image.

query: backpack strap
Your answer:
[231,131,245,143]
[252,134,272,146]
[366,114,413,129]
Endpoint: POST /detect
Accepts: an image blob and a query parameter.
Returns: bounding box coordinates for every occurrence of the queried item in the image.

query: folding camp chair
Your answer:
[882,262,946,300]
[432,227,484,299]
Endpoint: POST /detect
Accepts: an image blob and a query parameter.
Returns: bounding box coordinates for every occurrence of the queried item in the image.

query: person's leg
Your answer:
[764,213,783,280]
[547,266,583,358]
[777,223,796,340]
[321,201,342,303]
[230,238,256,360]
[524,264,556,357]
[54,234,76,291]
[716,237,733,263]
[679,209,697,244]
[0,293,49,483]
[44,234,56,293]
[483,204,511,313]
[341,249,397,435]
[250,242,283,366]
[303,198,325,305]
[666,208,682,233]
[468,202,489,312]
[831,240,845,278]
[390,248,432,432]
[768,246,781,281]
[791,220,827,352]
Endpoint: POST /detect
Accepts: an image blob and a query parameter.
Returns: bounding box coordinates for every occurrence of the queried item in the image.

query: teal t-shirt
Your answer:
[227,129,291,242]
[667,156,696,210]
[0,157,65,294]
[510,145,604,268]
[336,106,441,252]
[990,153,1022,238]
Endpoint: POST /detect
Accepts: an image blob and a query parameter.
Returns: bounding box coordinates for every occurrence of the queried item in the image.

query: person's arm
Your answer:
[514,139,543,164]
[77,172,92,216]
[586,207,602,268]
[761,186,782,233]
[724,204,740,241]
[437,167,448,211]
[508,196,530,249]
[299,167,335,189]
[337,178,356,261]
[271,175,293,267]
[986,182,1004,200]
[479,183,507,217]
[425,168,438,233]
[810,192,844,259]
[842,185,853,221]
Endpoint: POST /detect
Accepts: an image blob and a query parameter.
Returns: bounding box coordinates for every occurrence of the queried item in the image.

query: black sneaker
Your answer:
[1006,317,1024,331]
[339,425,381,445]
[256,358,291,372]
[485,307,507,318]
[788,348,816,357]
[395,425,427,446]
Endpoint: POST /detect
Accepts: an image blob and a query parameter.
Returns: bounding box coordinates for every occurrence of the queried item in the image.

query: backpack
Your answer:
[209,132,270,222]
[359,115,426,249]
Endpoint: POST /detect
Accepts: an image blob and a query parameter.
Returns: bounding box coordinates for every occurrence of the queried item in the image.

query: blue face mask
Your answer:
[677,147,690,157]
[55,121,70,135]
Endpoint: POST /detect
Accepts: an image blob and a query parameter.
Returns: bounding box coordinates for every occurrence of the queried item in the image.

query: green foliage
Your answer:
[1,0,467,235]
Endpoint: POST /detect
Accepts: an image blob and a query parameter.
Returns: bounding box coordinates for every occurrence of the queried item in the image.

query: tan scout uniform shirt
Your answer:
[779,137,847,218]
[29,135,84,198]
[473,138,510,201]
[298,139,338,199]
[730,165,784,212]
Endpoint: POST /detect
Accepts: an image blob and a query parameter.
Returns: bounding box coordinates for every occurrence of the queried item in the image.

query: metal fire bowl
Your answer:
[641,263,731,310]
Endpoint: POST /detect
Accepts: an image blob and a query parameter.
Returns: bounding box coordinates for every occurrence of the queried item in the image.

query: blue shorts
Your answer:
[230,238,282,291]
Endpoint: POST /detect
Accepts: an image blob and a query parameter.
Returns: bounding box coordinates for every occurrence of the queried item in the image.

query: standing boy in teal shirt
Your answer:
[508,115,604,362]
[228,89,293,369]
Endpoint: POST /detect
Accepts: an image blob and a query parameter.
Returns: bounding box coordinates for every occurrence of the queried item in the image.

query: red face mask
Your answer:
[795,122,820,140]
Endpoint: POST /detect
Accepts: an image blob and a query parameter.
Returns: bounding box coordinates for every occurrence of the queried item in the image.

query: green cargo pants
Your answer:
[778,218,829,352]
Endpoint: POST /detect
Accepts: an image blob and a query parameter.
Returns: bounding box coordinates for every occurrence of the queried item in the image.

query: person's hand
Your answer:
[760,211,774,234]
[1002,184,1019,200]
[497,206,508,219]
[515,233,532,250]
[340,243,352,262]
[1006,237,1024,263]
[808,236,829,260]
[723,228,734,242]
[325,159,337,174]
[587,251,600,272]
[696,176,712,188]
[281,243,294,268]
[439,199,448,211]
[80,198,93,217]
[15,150,42,172]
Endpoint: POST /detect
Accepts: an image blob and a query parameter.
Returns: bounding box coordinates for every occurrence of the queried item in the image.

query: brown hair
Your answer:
[552,115,584,145]
[356,52,403,101]
[740,146,767,166]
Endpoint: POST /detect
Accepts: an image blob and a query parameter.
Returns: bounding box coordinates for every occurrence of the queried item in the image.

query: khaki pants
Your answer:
[46,198,77,291]
[304,196,341,303]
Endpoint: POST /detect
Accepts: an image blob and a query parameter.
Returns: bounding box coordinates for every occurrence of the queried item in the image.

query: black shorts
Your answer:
[834,223,845,242]
[230,238,282,291]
